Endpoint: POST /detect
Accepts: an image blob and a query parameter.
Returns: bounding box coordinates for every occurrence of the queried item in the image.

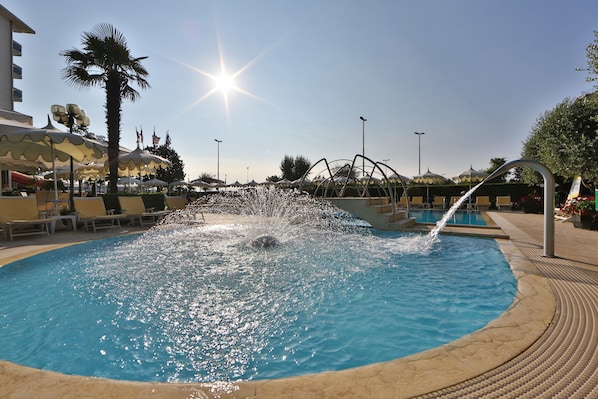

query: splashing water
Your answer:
[159,187,370,246]
[0,186,517,384]
[429,182,485,239]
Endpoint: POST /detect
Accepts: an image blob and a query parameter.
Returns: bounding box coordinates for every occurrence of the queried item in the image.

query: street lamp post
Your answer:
[382,159,390,176]
[51,103,90,209]
[360,116,367,175]
[214,139,222,182]
[414,132,425,176]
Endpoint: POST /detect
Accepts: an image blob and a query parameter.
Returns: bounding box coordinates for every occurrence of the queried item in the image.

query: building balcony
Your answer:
[12,40,22,56]
[12,87,23,102]
[13,64,22,79]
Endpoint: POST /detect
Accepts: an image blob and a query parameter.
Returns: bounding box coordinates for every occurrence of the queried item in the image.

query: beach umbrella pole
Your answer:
[52,142,59,214]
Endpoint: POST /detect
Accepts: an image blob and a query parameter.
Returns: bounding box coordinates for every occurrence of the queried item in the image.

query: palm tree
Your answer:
[60,23,150,193]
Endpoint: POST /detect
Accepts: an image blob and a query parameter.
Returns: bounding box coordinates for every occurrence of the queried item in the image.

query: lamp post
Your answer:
[246,166,249,184]
[214,139,222,182]
[51,103,90,209]
[360,116,367,175]
[382,159,390,176]
[414,132,425,176]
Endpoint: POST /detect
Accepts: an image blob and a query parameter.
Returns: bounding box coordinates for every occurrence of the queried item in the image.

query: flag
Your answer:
[136,127,140,144]
[165,131,171,147]
[139,127,144,144]
[152,129,160,146]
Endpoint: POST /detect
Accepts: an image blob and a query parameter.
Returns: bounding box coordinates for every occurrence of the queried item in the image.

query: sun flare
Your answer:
[213,73,236,94]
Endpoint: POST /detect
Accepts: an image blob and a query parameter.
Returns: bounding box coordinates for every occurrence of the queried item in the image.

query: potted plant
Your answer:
[561,195,597,229]
[520,193,543,214]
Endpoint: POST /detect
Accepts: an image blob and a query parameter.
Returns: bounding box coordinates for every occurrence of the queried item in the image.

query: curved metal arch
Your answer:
[485,159,555,257]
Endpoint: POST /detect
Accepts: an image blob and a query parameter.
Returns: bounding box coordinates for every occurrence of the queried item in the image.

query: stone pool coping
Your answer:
[0,213,556,398]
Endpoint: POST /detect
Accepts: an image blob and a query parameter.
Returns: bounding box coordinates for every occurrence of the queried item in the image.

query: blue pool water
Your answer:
[0,226,515,383]
[411,209,488,225]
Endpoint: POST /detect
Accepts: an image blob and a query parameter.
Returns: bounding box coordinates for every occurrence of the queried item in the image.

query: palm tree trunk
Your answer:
[106,72,123,194]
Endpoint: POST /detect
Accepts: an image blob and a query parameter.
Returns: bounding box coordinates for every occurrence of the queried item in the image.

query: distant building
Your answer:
[0,3,34,124]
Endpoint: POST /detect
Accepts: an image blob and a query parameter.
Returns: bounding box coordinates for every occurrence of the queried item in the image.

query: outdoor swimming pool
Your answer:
[0,226,515,383]
[410,209,488,225]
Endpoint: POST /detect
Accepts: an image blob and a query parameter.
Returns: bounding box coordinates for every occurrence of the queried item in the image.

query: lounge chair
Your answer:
[73,197,121,232]
[165,196,188,211]
[36,191,69,216]
[474,196,491,210]
[397,196,408,208]
[496,196,512,211]
[432,196,446,209]
[0,197,52,239]
[118,196,169,227]
[410,196,424,209]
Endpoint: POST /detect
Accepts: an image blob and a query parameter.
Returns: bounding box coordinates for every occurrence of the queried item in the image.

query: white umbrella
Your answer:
[143,177,167,187]
[0,119,106,206]
[413,169,447,203]
[189,179,211,188]
[0,156,48,196]
[455,166,489,184]
[413,169,447,185]
[117,176,141,185]
[117,145,172,174]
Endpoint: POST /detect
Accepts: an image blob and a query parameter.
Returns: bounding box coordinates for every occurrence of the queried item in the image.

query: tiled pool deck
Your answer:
[0,211,596,398]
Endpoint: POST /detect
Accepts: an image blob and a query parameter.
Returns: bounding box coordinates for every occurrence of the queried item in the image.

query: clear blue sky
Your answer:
[5,0,598,184]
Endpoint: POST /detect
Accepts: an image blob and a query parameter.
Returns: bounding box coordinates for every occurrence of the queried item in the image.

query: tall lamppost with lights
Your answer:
[360,116,367,174]
[51,103,90,208]
[214,139,222,182]
[414,132,425,176]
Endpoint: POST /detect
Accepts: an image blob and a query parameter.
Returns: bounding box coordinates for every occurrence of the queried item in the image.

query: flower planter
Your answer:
[571,214,593,229]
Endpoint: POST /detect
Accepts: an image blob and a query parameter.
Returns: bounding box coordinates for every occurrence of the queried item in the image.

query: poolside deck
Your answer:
[0,211,596,398]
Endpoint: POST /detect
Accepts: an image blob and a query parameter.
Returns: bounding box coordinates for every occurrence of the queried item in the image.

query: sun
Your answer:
[213,73,236,94]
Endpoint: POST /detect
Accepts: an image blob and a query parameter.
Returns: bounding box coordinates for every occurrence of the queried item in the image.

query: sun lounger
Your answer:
[432,196,446,209]
[397,196,408,208]
[474,196,491,210]
[73,197,121,232]
[165,196,188,211]
[410,196,424,209]
[35,191,69,216]
[0,197,52,239]
[450,196,462,207]
[496,196,512,211]
[118,196,170,227]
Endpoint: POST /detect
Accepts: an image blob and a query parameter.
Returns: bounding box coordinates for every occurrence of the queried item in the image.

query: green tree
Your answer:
[279,155,311,181]
[521,93,598,188]
[483,157,508,182]
[580,31,598,90]
[61,23,150,194]
[145,145,185,183]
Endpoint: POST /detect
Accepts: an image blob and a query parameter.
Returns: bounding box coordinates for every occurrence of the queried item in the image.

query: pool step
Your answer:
[326,197,416,230]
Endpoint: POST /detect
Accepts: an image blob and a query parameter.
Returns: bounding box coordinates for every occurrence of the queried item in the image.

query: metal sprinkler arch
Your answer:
[297,154,412,222]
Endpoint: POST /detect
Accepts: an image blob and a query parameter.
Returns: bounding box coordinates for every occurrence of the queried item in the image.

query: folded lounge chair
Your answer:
[432,196,446,209]
[118,196,170,227]
[0,197,52,240]
[73,197,121,232]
